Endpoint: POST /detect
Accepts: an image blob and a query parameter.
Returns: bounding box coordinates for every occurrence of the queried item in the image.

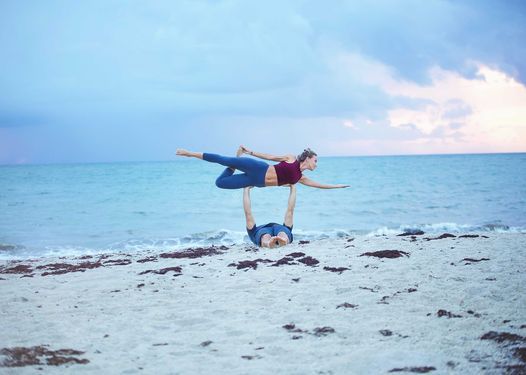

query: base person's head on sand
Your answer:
[243,186,296,248]
[175,146,349,190]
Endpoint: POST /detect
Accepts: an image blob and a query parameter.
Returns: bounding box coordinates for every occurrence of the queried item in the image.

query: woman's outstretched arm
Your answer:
[240,145,295,163]
[243,187,256,229]
[283,185,296,228]
[298,176,350,189]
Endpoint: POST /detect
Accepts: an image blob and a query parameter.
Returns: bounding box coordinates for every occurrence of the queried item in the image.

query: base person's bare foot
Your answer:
[276,235,289,247]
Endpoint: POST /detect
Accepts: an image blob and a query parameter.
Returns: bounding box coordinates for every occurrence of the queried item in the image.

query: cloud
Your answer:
[388,64,526,148]
[339,54,526,152]
[300,0,526,84]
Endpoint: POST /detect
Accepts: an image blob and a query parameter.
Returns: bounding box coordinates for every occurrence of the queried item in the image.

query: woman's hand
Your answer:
[240,145,252,155]
[299,176,350,189]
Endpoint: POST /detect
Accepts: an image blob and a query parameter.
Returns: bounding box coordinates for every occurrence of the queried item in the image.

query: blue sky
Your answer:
[1,0,525,164]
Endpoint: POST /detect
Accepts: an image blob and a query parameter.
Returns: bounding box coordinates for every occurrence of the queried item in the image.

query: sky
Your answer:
[1,0,526,164]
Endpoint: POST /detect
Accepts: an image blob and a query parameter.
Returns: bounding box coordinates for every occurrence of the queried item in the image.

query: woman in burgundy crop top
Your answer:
[176,146,349,190]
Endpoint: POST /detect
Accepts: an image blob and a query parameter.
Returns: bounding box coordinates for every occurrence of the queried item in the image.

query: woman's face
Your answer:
[307,156,318,171]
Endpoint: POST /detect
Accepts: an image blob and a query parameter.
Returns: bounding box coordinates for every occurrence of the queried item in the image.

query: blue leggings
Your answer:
[203,153,269,189]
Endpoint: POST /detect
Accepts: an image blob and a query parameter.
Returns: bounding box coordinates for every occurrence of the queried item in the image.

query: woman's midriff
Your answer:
[264,166,279,186]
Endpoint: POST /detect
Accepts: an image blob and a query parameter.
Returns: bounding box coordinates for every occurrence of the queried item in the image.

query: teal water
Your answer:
[1,153,525,258]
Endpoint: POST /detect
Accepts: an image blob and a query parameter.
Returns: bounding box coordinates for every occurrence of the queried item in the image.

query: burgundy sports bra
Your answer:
[274,160,302,185]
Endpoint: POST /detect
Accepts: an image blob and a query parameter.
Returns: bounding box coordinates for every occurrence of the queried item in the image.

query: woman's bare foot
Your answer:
[227,146,244,172]
[176,148,190,156]
[176,149,203,159]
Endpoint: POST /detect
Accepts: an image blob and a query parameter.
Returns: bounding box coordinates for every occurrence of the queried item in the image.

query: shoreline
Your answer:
[3,228,526,262]
[1,232,525,373]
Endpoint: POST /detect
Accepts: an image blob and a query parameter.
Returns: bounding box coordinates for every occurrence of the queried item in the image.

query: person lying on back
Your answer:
[243,185,295,248]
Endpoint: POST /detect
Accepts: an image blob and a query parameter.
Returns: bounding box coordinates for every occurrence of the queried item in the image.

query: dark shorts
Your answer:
[247,223,293,246]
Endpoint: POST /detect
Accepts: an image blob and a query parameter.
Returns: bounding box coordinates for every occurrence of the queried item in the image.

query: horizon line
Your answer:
[1,151,525,167]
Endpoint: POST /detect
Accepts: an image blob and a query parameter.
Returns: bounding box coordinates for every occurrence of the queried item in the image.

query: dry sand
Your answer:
[1,232,525,374]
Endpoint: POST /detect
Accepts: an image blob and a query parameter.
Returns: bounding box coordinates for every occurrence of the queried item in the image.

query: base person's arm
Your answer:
[283,185,296,228]
[243,187,256,229]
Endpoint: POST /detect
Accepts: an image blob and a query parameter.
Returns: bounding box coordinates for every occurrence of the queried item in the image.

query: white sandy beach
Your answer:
[1,232,525,374]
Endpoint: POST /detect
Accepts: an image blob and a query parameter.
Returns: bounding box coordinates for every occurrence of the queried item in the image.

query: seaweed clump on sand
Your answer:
[138,266,183,276]
[160,246,228,259]
[360,250,409,259]
[0,264,33,275]
[0,346,89,367]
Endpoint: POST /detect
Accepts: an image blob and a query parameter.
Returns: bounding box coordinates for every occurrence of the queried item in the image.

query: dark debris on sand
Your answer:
[480,332,526,373]
[424,233,456,241]
[2,254,139,277]
[228,259,273,270]
[437,309,462,318]
[388,366,436,373]
[324,266,349,274]
[283,323,309,334]
[37,261,104,276]
[136,256,158,263]
[103,259,132,266]
[458,234,489,238]
[312,327,335,337]
[336,303,358,309]
[241,355,262,360]
[287,252,306,258]
[160,245,228,260]
[360,250,409,259]
[297,256,319,266]
[515,347,526,363]
[397,230,425,236]
[376,287,418,305]
[461,258,490,264]
[0,264,33,275]
[272,256,297,267]
[0,346,89,367]
[138,266,182,276]
[282,323,335,337]
[481,331,526,344]
[229,254,320,270]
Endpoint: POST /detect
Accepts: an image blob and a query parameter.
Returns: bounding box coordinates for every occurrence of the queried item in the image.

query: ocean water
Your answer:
[1,153,525,259]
